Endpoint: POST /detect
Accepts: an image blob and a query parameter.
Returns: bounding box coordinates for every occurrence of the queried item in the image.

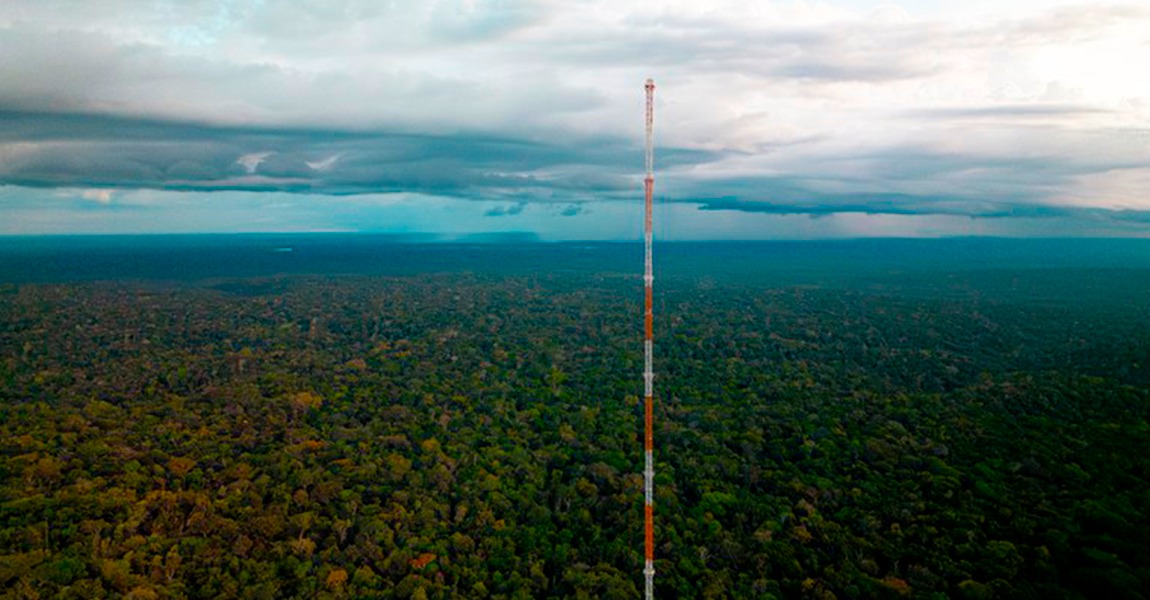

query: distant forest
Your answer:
[2,268,1149,598]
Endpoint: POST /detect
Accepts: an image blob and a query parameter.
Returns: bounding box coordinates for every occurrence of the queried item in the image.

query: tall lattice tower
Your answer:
[642,77,656,600]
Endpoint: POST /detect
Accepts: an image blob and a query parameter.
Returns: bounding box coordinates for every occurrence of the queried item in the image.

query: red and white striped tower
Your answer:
[642,77,656,600]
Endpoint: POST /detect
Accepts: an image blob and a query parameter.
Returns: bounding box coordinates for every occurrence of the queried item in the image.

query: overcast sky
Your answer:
[1,0,1148,239]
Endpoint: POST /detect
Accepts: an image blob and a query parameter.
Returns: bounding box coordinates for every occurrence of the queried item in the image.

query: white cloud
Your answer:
[236,151,273,174]
[305,154,340,171]
[78,188,115,204]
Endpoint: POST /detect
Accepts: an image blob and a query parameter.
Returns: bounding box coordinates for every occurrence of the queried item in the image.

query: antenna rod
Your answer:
[642,77,656,600]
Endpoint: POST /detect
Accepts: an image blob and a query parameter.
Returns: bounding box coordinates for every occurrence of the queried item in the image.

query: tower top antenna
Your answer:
[645,79,655,178]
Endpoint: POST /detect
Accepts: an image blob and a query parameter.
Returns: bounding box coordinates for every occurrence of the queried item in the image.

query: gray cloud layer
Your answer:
[3,108,1149,225]
[1,110,723,200]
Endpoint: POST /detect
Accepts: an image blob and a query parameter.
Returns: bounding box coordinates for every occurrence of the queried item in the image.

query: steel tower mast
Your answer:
[642,77,656,600]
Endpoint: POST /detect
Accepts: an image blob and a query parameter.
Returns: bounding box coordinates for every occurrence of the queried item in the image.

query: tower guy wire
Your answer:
[642,77,656,600]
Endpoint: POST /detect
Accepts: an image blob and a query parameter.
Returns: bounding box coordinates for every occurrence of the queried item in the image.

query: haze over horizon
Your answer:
[1,0,1149,239]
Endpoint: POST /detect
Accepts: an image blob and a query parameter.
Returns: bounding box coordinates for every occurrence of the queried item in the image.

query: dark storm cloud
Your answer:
[9,108,1148,226]
[678,132,1150,222]
[696,192,1150,223]
[0,110,720,200]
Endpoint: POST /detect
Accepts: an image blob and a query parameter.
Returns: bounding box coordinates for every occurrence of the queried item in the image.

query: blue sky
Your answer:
[1,0,1149,239]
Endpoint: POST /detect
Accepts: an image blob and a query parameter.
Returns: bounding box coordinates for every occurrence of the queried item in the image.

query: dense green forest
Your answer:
[2,269,1150,598]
